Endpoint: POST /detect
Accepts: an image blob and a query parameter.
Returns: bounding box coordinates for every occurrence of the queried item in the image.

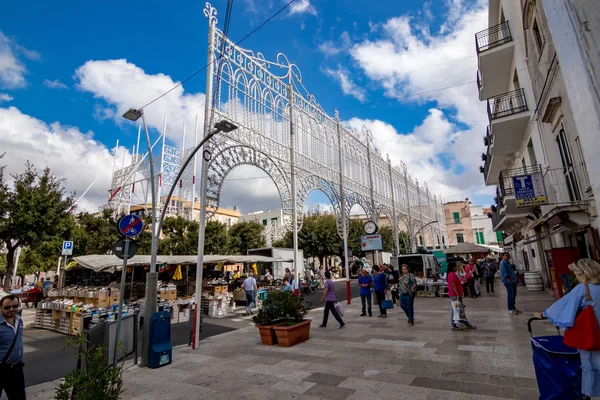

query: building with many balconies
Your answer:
[477,0,600,289]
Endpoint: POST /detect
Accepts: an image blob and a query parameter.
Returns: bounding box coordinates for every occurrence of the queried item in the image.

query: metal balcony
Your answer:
[475,21,513,54]
[487,89,529,122]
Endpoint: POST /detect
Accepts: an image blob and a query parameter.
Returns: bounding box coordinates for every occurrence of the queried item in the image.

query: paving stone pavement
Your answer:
[24,285,560,400]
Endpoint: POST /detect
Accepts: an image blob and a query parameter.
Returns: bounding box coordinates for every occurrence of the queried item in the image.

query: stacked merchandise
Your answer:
[202,292,233,317]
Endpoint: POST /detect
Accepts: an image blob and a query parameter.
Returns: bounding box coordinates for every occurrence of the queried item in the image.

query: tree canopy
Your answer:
[228,221,266,255]
[0,163,74,291]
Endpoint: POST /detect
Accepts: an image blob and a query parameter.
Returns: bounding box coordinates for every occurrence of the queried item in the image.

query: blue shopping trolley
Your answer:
[528,317,583,400]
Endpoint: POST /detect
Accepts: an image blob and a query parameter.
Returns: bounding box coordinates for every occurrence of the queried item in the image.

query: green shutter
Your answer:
[263,219,267,226]
[496,231,503,242]
[453,212,460,224]
[456,233,464,243]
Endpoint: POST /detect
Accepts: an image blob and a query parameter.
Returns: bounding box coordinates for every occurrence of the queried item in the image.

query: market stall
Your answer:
[39,254,295,332]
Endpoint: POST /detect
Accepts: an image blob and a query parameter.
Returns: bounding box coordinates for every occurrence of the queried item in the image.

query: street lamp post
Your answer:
[413,220,439,241]
[123,108,237,364]
[122,108,157,368]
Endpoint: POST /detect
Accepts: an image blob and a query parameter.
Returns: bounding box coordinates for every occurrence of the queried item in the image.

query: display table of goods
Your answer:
[200,291,233,317]
[35,286,122,335]
[157,298,194,324]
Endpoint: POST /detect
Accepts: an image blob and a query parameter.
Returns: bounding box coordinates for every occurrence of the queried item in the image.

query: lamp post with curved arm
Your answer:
[123,108,237,365]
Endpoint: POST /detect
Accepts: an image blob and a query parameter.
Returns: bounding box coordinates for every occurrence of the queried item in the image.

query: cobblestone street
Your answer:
[26,285,556,400]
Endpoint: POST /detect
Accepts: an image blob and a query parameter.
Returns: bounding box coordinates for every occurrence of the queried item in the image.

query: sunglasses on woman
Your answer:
[2,304,19,310]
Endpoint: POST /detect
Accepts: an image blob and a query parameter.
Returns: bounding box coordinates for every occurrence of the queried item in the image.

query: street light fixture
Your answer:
[121,108,237,365]
[121,108,158,368]
[413,220,439,249]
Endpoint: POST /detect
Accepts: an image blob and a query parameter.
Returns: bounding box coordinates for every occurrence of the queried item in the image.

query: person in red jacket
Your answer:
[447,261,476,330]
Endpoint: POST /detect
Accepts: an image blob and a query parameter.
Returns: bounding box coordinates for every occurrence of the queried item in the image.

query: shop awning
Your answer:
[443,242,491,255]
[73,254,294,273]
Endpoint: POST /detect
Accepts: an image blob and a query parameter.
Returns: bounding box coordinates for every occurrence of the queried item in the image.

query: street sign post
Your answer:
[61,241,73,256]
[114,239,138,260]
[118,214,144,237]
[59,241,74,276]
[114,215,143,366]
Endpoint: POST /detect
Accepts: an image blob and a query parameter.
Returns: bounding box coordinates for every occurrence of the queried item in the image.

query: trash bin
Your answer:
[148,311,172,369]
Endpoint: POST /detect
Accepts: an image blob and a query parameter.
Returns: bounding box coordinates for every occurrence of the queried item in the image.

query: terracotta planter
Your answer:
[257,325,278,345]
[272,320,311,347]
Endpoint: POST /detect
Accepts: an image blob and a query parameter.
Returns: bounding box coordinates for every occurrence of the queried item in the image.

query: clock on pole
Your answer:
[364,220,378,235]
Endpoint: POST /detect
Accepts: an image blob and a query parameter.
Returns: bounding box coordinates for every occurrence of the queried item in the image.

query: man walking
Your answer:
[372,265,388,318]
[242,272,258,315]
[0,295,25,400]
[399,265,417,326]
[500,253,521,314]
[483,257,497,293]
[358,269,373,316]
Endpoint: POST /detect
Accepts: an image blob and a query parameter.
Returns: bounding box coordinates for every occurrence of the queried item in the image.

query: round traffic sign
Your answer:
[118,214,144,237]
[114,239,138,260]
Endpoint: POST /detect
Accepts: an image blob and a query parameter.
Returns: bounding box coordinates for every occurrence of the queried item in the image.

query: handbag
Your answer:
[563,284,600,350]
[334,302,345,316]
[451,300,467,323]
[382,293,394,310]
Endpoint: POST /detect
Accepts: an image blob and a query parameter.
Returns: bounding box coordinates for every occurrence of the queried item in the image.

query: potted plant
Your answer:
[252,299,280,345]
[252,290,310,347]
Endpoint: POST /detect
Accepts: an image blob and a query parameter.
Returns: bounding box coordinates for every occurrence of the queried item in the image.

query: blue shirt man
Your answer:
[373,269,388,293]
[358,274,373,296]
[0,294,25,400]
[500,257,516,284]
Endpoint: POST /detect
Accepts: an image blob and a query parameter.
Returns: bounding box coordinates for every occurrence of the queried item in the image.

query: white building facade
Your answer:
[470,205,502,247]
[478,0,600,290]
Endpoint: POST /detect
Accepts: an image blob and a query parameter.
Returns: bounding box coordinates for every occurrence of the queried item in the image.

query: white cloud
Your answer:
[318,31,352,57]
[323,66,366,102]
[289,0,317,17]
[74,59,206,143]
[0,93,12,102]
[347,1,492,202]
[44,79,68,89]
[0,106,129,212]
[0,31,28,89]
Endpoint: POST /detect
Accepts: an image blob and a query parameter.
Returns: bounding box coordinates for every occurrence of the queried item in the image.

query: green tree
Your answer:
[297,214,340,266]
[348,218,366,258]
[0,163,74,291]
[228,221,265,255]
[73,210,121,255]
[379,225,394,253]
[204,220,229,255]
[159,216,198,255]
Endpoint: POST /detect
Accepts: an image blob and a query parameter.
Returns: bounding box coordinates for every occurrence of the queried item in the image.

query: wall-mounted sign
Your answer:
[361,234,383,251]
[512,173,547,208]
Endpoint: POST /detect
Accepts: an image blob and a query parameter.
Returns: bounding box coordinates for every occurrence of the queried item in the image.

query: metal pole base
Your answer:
[140,272,158,367]
[346,280,351,304]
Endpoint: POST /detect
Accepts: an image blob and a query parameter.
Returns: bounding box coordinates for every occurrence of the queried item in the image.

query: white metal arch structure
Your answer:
[201,2,446,255]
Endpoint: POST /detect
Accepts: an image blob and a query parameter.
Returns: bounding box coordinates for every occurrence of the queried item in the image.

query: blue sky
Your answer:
[0,0,493,214]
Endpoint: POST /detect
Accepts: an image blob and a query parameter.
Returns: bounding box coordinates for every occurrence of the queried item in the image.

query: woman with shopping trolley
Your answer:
[534,258,600,399]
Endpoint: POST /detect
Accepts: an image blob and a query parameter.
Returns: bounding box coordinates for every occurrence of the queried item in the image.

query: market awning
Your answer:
[73,254,294,273]
[443,242,491,255]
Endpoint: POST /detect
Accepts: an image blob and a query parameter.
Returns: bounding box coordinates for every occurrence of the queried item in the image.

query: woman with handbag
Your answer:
[535,259,600,398]
[447,262,477,331]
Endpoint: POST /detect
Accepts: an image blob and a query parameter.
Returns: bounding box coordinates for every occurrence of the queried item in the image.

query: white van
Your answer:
[390,254,440,277]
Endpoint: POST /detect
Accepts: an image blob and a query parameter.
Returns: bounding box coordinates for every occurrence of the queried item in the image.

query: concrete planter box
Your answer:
[257,325,278,345]
[273,320,311,347]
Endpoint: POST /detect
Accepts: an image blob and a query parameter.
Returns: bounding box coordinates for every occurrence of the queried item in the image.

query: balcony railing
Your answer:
[477,70,483,92]
[481,143,491,182]
[498,164,543,205]
[543,165,589,206]
[488,209,503,231]
[487,89,528,122]
[476,21,513,54]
